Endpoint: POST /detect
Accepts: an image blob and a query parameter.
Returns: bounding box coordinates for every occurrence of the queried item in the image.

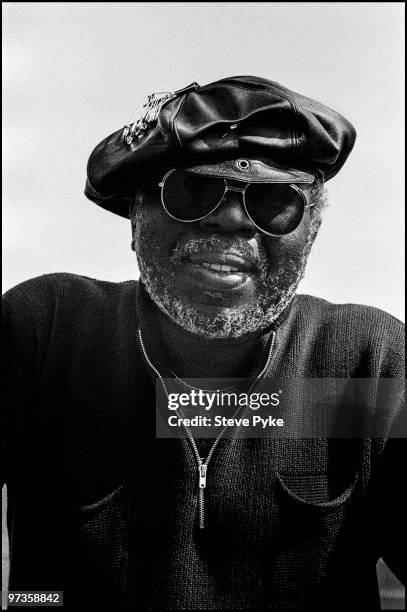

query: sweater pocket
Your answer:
[72,483,131,605]
[276,471,358,509]
[79,483,125,512]
[264,471,359,599]
[275,470,359,537]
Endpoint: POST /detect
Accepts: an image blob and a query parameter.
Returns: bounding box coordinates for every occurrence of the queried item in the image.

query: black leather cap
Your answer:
[85,75,356,218]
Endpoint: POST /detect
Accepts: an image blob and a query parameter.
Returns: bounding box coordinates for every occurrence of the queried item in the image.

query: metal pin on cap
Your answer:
[174,82,200,96]
[237,159,250,170]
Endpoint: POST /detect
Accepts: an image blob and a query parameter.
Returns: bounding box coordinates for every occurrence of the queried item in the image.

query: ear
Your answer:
[130,220,137,252]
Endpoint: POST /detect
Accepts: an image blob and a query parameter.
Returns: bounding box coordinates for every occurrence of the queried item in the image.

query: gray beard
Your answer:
[133,208,316,339]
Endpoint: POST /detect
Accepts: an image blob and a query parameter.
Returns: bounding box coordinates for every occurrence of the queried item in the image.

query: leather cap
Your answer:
[85,75,356,218]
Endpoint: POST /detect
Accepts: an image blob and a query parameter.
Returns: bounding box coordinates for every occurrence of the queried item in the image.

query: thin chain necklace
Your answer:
[137,327,276,529]
[168,368,236,393]
[138,328,276,397]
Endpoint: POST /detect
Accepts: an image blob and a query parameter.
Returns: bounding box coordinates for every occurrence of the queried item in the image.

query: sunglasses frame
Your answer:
[158,168,316,237]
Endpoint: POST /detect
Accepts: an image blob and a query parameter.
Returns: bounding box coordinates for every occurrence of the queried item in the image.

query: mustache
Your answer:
[171,236,267,272]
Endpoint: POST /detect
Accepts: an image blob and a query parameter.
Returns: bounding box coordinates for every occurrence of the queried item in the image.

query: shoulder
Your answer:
[295,294,403,332]
[3,272,139,330]
[294,294,405,376]
[3,272,138,306]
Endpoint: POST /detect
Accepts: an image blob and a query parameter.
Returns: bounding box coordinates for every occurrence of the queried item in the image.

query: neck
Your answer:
[154,306,267,378]
[138,285,275,379]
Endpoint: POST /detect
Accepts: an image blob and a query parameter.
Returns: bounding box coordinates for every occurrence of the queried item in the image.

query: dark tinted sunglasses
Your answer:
[158,169,315,237]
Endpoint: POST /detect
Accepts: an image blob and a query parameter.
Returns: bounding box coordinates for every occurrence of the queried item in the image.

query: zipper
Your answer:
[138,328,276,531]
[198,463,207,529]
[182,424,228,529]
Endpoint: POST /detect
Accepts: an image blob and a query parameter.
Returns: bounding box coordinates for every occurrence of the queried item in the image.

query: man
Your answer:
[3,76,405,610]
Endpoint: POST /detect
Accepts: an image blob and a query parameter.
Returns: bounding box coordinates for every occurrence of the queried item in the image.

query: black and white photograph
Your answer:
[2,3,405,610]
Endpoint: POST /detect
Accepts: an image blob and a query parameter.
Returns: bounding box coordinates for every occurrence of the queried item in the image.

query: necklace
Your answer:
[138,328,276,395]
[168,368,236,393]
[138,327,276,398]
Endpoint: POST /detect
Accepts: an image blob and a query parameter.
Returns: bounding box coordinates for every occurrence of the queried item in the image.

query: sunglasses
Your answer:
[158,169,315,237]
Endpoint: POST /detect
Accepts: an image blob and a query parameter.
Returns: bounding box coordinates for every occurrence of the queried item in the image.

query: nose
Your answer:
[198,189,257,237]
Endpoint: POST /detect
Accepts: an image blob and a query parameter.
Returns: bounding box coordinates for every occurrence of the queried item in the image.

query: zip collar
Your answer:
[138,325,276,529]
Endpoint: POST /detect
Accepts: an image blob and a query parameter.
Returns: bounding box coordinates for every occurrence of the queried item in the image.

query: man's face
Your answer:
[132,176,321,338]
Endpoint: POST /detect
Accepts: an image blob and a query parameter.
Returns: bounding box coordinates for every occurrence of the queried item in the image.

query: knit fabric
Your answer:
[2,273,405,610]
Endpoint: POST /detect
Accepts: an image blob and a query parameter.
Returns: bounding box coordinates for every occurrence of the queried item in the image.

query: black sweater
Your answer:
[2,273,405,610]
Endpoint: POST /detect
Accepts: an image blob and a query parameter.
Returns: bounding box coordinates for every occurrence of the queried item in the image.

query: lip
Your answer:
[179,261,252,292]
[186,251,255,274]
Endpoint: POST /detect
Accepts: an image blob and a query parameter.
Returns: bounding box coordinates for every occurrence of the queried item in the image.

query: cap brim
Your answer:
[186,158,315,184]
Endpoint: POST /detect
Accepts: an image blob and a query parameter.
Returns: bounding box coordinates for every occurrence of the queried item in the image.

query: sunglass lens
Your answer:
[245,183,305,235]
[162,170,225,221]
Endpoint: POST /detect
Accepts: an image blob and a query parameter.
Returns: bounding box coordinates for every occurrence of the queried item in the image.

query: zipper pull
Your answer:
[198,463,207,489]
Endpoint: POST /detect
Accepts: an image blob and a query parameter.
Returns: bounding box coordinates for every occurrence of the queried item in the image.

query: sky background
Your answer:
[3,2,405,320]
